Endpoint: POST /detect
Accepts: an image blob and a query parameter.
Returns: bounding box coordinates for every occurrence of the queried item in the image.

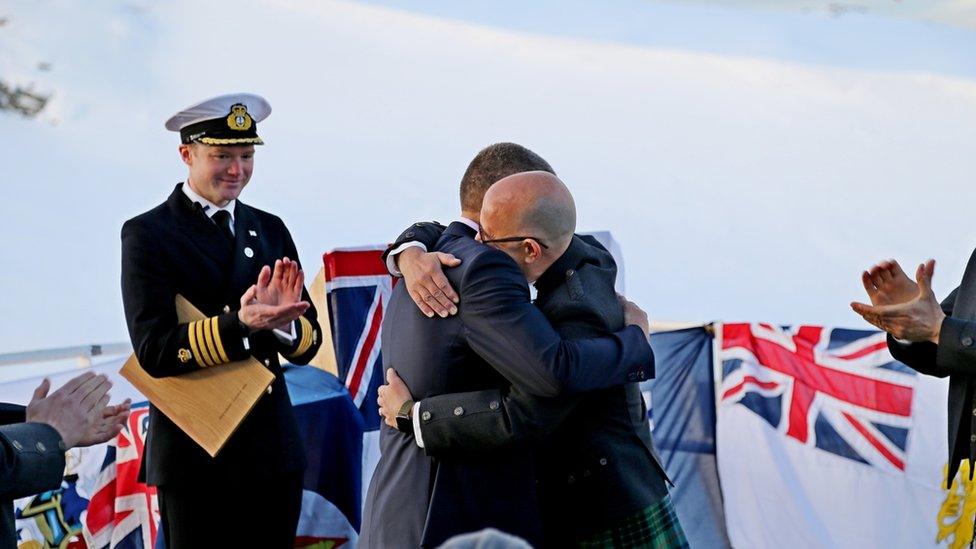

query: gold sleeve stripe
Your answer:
[289,317,314,357]
[202,317,222,365]
[188,321,208,367]
[195,321,216,367]
[210,316,230,364]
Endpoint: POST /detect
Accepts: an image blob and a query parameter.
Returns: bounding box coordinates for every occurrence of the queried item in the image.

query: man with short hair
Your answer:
[379,170,685,548]
[360,143,657,547]
[121,93,322,548]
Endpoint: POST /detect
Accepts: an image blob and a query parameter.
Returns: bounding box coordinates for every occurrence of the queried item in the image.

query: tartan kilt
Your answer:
[578,494,689,549]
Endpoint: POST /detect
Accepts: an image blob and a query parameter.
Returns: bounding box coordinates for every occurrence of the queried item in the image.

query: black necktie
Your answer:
[212,210,234,242]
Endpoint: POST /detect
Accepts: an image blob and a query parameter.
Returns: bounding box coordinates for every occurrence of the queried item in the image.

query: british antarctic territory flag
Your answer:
[715,322,949,549]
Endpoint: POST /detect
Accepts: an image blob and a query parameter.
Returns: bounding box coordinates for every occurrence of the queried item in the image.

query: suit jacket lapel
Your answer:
[167,185,234,271]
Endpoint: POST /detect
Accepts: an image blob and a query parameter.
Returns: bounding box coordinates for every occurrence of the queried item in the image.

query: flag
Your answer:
[644,327,732,549]
[716,322,950,548]
[85,403,159,549]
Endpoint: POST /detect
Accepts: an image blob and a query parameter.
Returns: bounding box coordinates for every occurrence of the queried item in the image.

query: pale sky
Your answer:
[1,0,975,357]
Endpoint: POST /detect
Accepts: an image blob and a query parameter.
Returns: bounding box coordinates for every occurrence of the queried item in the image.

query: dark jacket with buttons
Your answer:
[413,235,670,545]
[0,404,67,548]
[121,184,322,486]
[888,247,976,487]
[361,223,654,549]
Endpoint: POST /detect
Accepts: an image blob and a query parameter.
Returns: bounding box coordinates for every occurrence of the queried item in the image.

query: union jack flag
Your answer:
[719,323,916,473]
[324,247,394,431]
[85,403,159,549]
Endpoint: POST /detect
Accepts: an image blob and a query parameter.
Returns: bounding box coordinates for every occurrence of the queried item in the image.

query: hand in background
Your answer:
[861,259,919,306]
[26,372,112,449]
[851,259,945,344]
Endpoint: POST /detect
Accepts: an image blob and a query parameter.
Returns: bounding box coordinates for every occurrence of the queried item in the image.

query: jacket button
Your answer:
[964,337,974,347]
[454,406,464,416]
[266,385,273,395]
[264,359,271,366]
[567,475,576,484]
[583,469,591,478]
[972,409,976,417]
[599,457,608,466]
[565,269,575,278]
[11,440,22,451]
[489,401,499,411]
[36,441,46,452]
[421,411,431,422]
[223,305,231,313]
[970,435,976,443]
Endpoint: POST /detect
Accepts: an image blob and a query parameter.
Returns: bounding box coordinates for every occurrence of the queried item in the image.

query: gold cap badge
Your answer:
[226,104,253,131]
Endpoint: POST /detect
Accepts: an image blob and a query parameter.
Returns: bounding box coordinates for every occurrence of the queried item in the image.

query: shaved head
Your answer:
[480,171,576,281]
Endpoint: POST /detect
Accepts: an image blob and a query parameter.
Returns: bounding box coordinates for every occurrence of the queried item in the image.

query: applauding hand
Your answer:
[239,257,310,332]
[851,259,945,344]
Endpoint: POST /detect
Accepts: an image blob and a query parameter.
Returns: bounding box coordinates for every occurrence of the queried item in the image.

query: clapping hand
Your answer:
[851,259,945,344]
[238,257,310,332]
[25,372,125,449]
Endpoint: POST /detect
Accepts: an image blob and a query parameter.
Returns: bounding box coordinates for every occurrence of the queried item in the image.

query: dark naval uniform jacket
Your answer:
[361,222,653,548]
[0,404,67,548]
[888,247,976,488]
[416,234,671,545]
[121,184,322,487]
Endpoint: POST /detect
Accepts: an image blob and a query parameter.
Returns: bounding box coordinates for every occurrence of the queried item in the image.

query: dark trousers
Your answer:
[157,472,303,549]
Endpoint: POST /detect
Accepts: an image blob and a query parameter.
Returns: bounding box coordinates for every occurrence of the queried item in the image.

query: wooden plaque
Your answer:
[120,295,274,457]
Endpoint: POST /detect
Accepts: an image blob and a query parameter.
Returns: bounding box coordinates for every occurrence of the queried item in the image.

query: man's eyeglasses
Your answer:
[479,229,549,250]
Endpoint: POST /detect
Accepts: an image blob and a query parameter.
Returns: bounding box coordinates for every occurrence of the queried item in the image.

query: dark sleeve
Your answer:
[380,222,447,272]
[121,220,250,378]
[418,386,580,456]
[887,287,959,378]
[0,404,26,426]
[273,225,323,365]
[459,250,652,397]
[0,423,66,500]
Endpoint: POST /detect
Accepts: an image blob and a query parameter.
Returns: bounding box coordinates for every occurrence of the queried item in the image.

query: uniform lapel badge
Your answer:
[226,104,253,131]
[178,348,192,363]
[244,246,254,258]
[248,230,257,237]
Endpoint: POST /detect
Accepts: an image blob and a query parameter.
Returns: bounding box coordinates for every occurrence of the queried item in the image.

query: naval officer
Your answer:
[121,93,322,548]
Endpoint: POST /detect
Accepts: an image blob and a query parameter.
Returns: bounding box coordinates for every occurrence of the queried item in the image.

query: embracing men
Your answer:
[361,143,687,548]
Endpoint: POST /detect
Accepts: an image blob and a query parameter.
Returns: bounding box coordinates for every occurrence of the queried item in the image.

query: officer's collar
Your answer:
[182,181,236,221]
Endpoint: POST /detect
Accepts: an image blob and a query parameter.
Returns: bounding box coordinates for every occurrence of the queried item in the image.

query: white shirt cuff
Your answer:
[273,321,297,344]
[386,242,427,277]
[412,401,425,448]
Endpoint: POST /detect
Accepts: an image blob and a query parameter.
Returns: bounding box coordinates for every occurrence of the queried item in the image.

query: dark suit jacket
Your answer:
[888,248,976,487]
[416,235,670,545]
[360,223,653,548]
[121,184,322,486]
[0,404,67,548]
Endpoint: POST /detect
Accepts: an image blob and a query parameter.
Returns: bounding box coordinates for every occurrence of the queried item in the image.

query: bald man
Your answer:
[361,146,656,548]
[377,171,686,548]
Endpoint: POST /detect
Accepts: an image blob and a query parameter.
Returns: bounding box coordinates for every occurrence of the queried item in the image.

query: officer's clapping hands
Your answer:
[238,257,310,331]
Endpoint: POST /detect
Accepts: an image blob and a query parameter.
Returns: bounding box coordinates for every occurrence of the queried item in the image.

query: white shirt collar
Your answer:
[182,181,236,220]
[455,216,480,233]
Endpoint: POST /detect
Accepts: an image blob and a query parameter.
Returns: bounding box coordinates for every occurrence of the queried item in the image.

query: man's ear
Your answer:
[179,144,193,167]
[522,240,544,264]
